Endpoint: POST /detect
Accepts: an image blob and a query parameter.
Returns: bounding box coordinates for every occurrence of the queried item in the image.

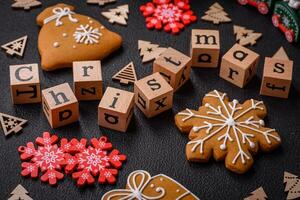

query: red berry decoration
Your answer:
[140,0,197,34]
[18,132,126,187]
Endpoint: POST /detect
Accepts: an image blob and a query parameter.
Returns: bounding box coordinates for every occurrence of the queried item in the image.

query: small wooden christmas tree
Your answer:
[11,0,41,10]
[284,172,300,200]
[87,0,116,6]
[234,25,262,46]
[8,184,32,200]
[201,3,231,24]
[101,4,129,25]
[0,113,27,136]
[1,35,27,57]
[244,187,268,200]
[138,40,166,63]
[112,62,137,85]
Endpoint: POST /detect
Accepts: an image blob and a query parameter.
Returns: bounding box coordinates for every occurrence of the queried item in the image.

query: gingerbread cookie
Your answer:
[175,90,281,174]
[36,3,122,71]
[102,170,199,200]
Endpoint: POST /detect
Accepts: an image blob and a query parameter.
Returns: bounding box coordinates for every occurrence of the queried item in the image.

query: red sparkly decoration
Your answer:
[140,0,197,34]
[18,132,126,187]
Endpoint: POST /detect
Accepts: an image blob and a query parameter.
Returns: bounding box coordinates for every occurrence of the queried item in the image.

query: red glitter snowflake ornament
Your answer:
[140,0,197,34]
[64,136,126,187]
[18,132,67,186]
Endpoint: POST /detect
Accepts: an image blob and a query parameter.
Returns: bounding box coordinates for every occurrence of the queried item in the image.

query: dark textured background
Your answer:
[0,0,299,199]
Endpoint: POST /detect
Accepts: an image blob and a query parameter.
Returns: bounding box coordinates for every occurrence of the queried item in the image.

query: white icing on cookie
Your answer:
[62,33,68,37]
[178,90,281,165]
[101,170,200,200]
[53,42,60,48]
[73,24,101,45]
[44,7,78,26]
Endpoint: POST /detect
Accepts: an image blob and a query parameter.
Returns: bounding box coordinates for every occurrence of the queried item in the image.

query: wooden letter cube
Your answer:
[98,87,134,132]
[260,57,293,98]
[153,47,192,91]
[9,63,41,104]
[190,29,220,68]
[73,60,103,101]
[219,44,259,88]
[134,72,174,118]
[42,83,79,128]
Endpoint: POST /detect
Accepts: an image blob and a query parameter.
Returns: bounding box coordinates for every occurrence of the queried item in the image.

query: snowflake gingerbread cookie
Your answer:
[18,132,126,186]
[175,90,281,174]
[36,3,122,71]
[140,0,197,34]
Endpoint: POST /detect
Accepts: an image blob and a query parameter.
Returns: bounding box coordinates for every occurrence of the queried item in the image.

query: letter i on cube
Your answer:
[98,87,134,132]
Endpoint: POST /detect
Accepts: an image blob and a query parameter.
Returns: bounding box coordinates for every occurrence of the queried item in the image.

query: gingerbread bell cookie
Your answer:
[102,170,199,200]
[175,90,281,174]
[36,3,122,71]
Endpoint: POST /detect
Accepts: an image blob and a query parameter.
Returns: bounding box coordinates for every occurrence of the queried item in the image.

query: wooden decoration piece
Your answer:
[1,35,27,57]
[87,0,116,6]
[101,4,129,25]
[190,29,220,68]
[138,40,166,63]
[234,25,262,46]
[134,72,174,118]
[10,63,41,104]
[273,46,289,60]
[0,113,27,136]
[112,62,137,85]
[260,47,293,98]
[42,83,79,128]
[284,172,300,200]
[220,43,260,88]
[98,87,134,132]
[11,0,41,10]
[73,60,103,101]
[8,184,33,200]
[153,47,192,91]
[201,3,231,24]
[244,187,268,200]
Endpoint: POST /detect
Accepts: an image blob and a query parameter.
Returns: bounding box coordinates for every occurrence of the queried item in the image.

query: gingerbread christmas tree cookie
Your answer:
[175,90,281,174]
[102,170,199,200]
[36,3,122,71]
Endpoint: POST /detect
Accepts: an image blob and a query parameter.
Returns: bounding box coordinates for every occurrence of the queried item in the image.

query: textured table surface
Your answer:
[0,0,299,199]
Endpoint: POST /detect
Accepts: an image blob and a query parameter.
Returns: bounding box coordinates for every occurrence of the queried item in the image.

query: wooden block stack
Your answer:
[73,60,103,101]
[98,87,134,132]
[134,72,173,118]
[260,47,293,98]
[190,29,220,68]
[42,83,79,128]
[9,63,41,104]
[219,43,259,88]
